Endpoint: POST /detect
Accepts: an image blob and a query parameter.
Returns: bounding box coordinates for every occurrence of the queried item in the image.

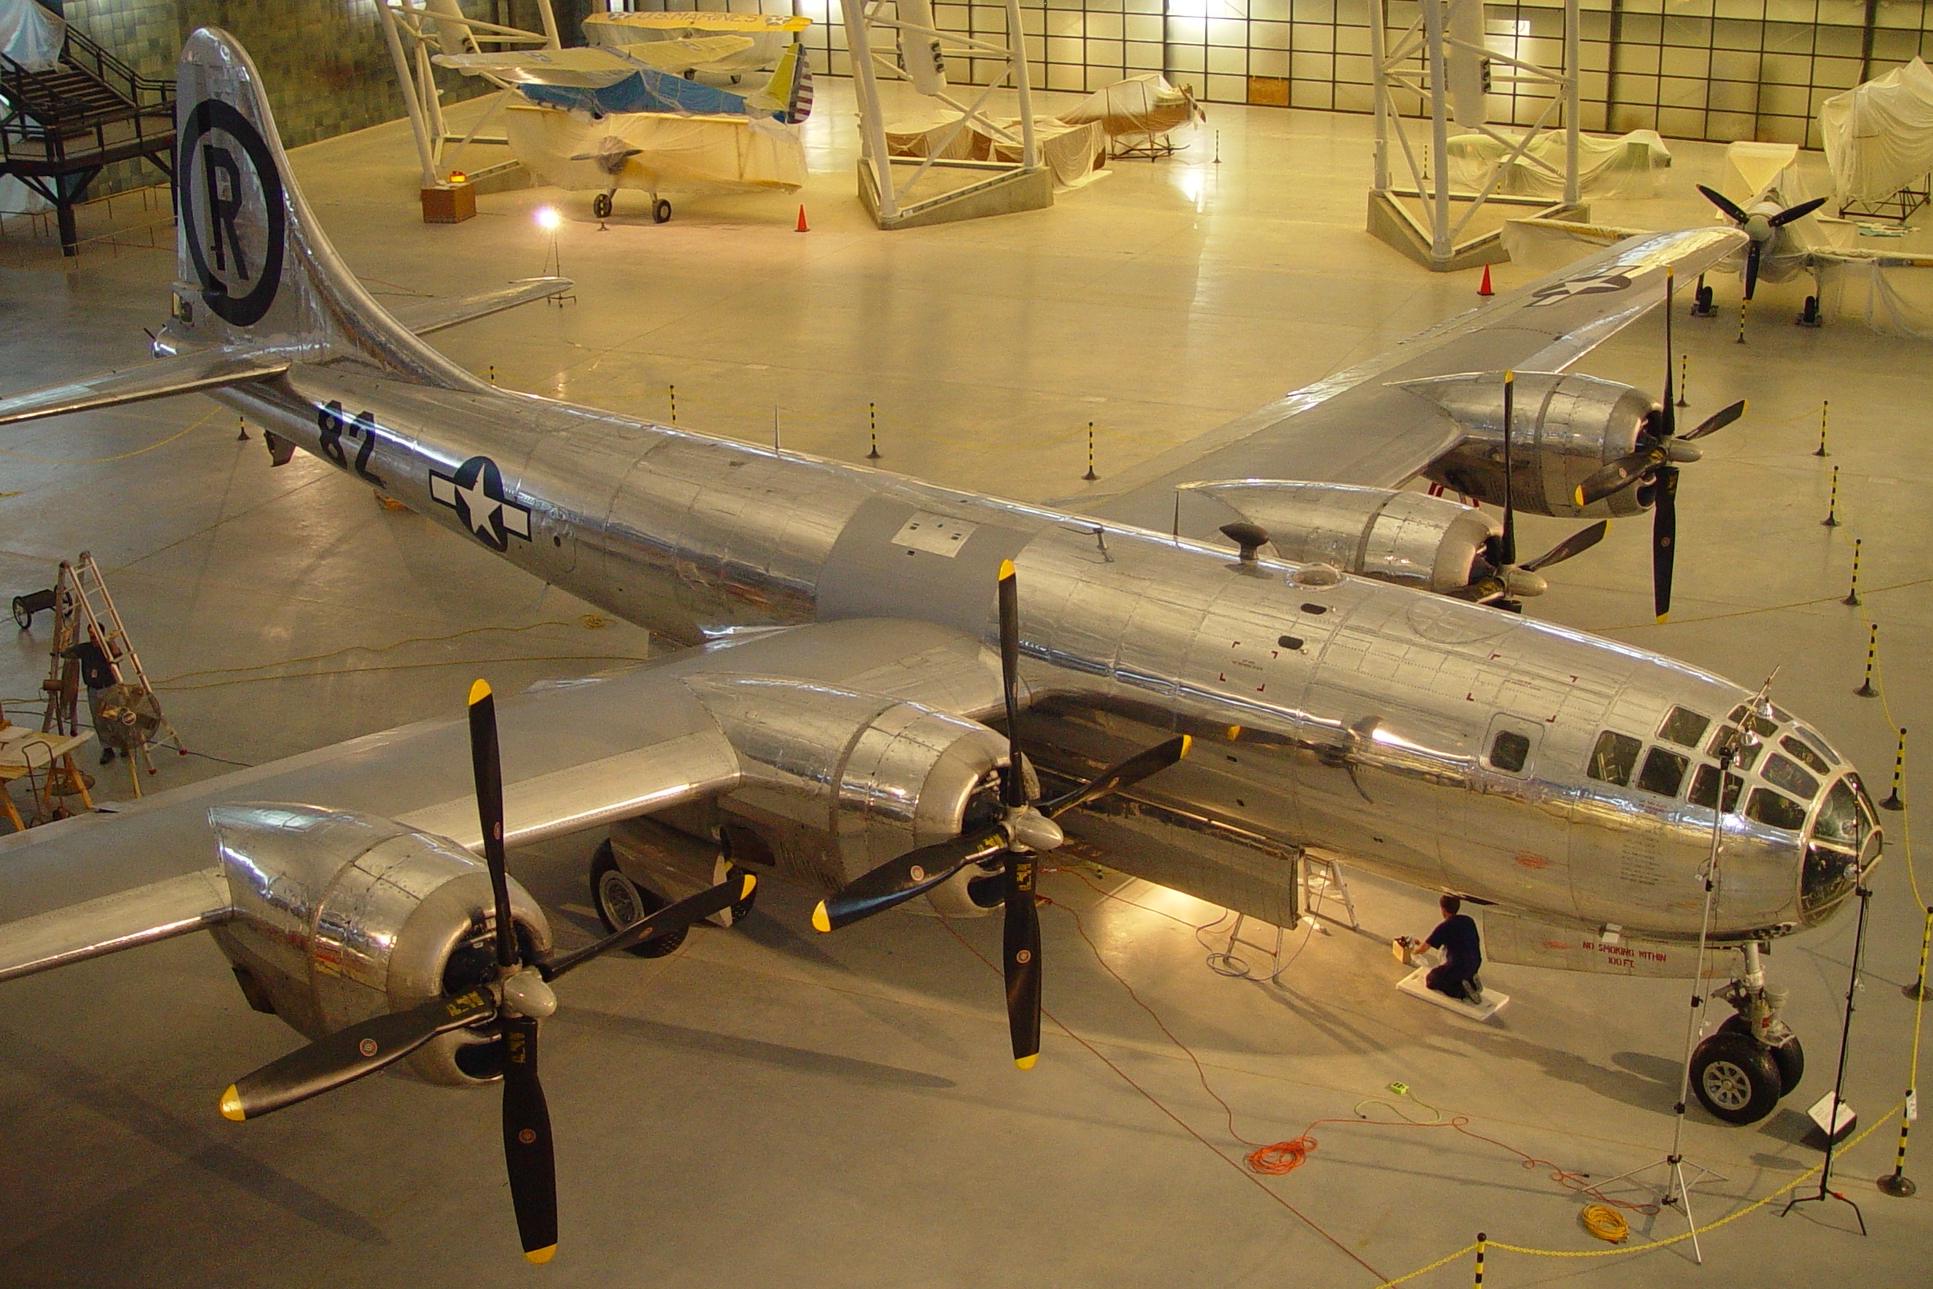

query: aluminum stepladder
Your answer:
[39,552,183,796]
[1300,853,1359,933]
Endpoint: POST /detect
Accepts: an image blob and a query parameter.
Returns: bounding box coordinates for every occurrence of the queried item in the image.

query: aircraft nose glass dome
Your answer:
[1800,772,1878,923]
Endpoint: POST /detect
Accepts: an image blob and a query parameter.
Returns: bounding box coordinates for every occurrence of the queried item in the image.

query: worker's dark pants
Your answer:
[1427,961,1477,997]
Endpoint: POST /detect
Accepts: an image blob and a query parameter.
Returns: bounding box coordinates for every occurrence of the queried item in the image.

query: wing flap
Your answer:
[0,868,231,982]
[0,349,289,428]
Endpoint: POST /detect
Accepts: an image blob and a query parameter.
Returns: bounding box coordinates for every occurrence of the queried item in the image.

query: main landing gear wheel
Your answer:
[652,198,672,224]
[1719,1015,1804,1094]
[1691,1030,1783,1125]
[592,192,613,220]
[589,841,686,958]
[1692,283,1716,317]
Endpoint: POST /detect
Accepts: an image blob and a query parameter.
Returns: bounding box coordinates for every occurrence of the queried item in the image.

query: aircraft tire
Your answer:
[593,193,613,220]
[1719,1015,1803,1094]
[1691,1031,1782,1125]
[653,198,672,224]
[590,840,687,958]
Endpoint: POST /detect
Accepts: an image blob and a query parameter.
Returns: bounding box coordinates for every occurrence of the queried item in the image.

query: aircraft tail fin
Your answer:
[765,42,813,124]
[168,27,481,388]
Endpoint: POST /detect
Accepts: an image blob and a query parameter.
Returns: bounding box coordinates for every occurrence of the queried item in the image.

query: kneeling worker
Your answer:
[1421,895,1484,1005]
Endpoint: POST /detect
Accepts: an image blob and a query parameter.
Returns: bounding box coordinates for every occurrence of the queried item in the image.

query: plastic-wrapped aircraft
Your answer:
[425,0,812,222]
[0,28,1879,1262]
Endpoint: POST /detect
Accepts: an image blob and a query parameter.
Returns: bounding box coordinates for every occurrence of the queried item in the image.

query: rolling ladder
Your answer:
[39,552,182,795]
[1207,854,1358,982]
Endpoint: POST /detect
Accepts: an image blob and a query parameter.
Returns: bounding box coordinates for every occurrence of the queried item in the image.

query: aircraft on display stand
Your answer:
[0,28,1883,1262]
[422,0,813,223]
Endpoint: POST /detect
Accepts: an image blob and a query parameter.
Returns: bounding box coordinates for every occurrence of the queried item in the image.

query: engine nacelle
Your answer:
[207,803,551,1087]
[1183,480,1498,593]
[1406,371,1656,518]
[684,677,1007,894]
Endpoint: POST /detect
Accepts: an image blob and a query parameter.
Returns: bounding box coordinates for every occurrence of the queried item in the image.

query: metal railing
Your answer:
[0,6,173,171]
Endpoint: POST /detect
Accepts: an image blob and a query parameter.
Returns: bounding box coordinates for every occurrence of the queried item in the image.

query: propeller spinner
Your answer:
[812,559,1190,1069]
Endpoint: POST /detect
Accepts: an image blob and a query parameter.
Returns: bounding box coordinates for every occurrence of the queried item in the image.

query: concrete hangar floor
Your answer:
[3,79,1932,1287]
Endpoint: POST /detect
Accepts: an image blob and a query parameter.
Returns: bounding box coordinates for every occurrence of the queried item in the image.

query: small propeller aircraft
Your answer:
[424,0,812,222]
[0,26,1882,1262]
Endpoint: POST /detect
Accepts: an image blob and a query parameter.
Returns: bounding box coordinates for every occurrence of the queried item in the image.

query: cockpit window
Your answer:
[1658,706,1710,748]
[1778,734,1824,776]
[1705,725,1762,769]
[1488,730,1530,773]
[1746,787,1809,832]
[1804,845,1858,915]
[1728,704,1779,739]
[1814,780,1865,849]
[1762,753,1819,800]
[1637,746,1689,797]
[1588,731,1642,786]
[1689,764,1744,812]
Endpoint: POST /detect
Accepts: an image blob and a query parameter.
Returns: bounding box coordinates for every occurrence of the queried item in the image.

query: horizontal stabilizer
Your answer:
[0,868,232,983]
[0,349,289,428]
[390,277,574,337]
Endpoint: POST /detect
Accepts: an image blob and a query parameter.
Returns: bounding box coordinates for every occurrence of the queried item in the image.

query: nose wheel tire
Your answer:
[592,192,613,219]
[1718,1015,1804,1094]
[1691,1031,1783,1125]
[652,198,672,224]
[589,840,686,958]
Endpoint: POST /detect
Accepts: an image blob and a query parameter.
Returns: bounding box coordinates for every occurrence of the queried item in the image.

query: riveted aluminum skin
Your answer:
[1183,480,1499,592]
[684,676,1006,892]
[206,804,551,1085]
[1409,371,1656,517]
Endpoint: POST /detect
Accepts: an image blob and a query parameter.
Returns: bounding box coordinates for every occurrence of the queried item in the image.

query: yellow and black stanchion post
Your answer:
[1904,906,1932,1002]
[1883,726,1906,810]
[1816,399,1830,457]
[236,414,249,441]
[1823,465,1841,527]
[867,401,881,461]
[1737,297,1748,344]
[1472,1233,1486,1287]
[668,384,678,424]
[1879,1108,1918,1197]
[1845,537,1863,607]
[488,364,497,386]
[1083,421,1099,482]
[1856,623,1880,698]
[1676,354,1689,408]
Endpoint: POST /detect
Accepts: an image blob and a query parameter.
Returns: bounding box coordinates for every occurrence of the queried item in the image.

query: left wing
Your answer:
[435,38,755,87]
[0,619,1001,964]
[1089,227,1744,533]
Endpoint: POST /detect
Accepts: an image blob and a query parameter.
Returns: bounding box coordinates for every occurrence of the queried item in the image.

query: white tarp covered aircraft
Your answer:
[0,28,1881,1262]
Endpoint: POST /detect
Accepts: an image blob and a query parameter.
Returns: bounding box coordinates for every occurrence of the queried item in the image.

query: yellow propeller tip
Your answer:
[524,1245,556,1266]
[998,559,1015,580]
[740,873,757,901]
[1504,369,1514,383]
[1656,613,1670,624]
[810,902,831,934]
[1226,725,1241,740]
[468,678,493,705]
[219,1085,246,1122]
[1179,734,1193,757]
[1014,1054,1038,1071]
[1572,487,1586,508]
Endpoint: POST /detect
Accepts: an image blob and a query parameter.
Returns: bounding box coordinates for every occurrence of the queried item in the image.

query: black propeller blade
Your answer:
[1696,183,1750,225]
[1653,466,1679,621]
[220,990,499,1122]
[1499,371,1518,570]
[469,680,518,974]
[1768,196,1826,228]
[544,872,755,979]
[812,561,1191,1070]
[501,1013,557,1264]
[1743,239,1763,300]
[1522,520,1609,573]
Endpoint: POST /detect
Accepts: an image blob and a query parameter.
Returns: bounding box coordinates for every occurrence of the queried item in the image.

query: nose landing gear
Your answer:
[1690,945,1804,1125]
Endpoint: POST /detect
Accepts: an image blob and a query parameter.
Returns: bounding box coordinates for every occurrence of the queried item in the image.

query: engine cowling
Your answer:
[1405,371,1657,518]
[683,676,1008,896]
[207,803,551,1087]
[1182,480,1498,594]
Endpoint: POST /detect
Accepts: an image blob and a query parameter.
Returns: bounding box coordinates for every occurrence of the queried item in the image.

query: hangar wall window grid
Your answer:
[656,0,1933,147]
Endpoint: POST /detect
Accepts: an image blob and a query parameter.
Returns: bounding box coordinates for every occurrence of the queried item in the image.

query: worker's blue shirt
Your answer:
[1427,913,1481,974]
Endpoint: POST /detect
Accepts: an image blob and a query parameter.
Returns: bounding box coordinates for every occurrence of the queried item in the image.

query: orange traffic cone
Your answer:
[1478,265,1494,297]
[795,203,809,232]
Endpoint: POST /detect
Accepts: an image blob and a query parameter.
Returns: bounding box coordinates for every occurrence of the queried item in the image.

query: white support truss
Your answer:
[1368,0,1582,270]
[844,0,1045,229]
[378,1,562,190]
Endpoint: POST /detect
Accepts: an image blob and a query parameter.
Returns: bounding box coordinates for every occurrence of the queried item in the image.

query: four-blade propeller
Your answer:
[812,559,1190,1068]
[219,678,752,1265]
[1695,183,1826,300]
[1570,269,1748,621]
